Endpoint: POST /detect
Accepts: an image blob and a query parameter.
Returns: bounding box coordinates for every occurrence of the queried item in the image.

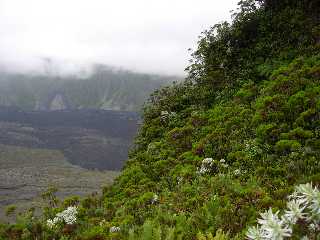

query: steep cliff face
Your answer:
[0,67,177,111]
[33,92,72,111]
[49,94,67,111]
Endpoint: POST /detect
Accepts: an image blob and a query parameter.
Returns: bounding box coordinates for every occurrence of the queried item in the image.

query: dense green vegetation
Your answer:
[0,66,175,111]
[0,0,319,239]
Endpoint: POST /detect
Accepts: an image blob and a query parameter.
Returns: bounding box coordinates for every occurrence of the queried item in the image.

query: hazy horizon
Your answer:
[0,0,239,76]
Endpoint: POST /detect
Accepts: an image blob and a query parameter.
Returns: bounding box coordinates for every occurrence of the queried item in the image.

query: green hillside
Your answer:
[0,0,319,239]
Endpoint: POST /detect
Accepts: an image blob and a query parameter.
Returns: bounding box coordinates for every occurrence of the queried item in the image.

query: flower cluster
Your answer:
[110,226,121,233]
[160,110,176,122]
[197,158,229,175]
[197,158,215,174]
[151,194,159,204]
[47,218,60,228]
[161,111,169,116]
[99,219,107,226]
[234,169,241,176]
[247,183,320,240]
[219,158,229,168]
[47,206,78,228]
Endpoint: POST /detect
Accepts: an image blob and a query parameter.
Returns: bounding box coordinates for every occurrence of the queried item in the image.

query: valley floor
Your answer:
[0,144,119,222]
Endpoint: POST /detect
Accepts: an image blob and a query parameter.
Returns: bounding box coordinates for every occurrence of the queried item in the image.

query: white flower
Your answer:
[151,194,159,204]
[291,183,320,221]
[291,183,318,205]
[110,226,121,233]
[258,208,279,226]
[203,158,214,164]
[47,206,77,228]
[220,159,226,163]
[283,199,306,225]
[161,111,169,116]
[197,165,208,174]
[53,217,60,224]
[197,158,215,175]
[258,209,292,240]
[309,191,320,217]
[47,216,61,228]
[247,183,320,239]
[308,222,320,232]
[58,206,78,224]
[99,219,107,226]
[234,169,241,176]
[160,111,170,122]
[246,225,267,240]
[47,219,55,228]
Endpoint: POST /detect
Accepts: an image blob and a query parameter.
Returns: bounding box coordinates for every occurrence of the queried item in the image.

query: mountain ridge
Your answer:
[0,66,178,111]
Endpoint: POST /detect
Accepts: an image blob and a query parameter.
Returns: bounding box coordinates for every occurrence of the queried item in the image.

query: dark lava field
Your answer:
[0,106,140,170]
[0,107,139,219]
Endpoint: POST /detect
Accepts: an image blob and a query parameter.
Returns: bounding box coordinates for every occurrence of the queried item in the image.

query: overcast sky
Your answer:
[0,0,239,75]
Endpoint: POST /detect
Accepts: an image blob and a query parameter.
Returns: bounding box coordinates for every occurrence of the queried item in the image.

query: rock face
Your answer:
[49,94,67,110]
[0,68,176,111]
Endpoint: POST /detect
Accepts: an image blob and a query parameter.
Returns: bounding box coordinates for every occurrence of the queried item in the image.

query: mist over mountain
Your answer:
[0,63,178,111]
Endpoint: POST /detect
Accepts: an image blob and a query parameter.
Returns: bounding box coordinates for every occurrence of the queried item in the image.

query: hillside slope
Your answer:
[0,0,319,239]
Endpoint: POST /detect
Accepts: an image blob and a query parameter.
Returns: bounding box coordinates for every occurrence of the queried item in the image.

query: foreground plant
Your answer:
[47,206,78,228]
[247,183,320,240]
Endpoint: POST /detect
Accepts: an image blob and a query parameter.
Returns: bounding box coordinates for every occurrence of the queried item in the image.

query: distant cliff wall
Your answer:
[0,68,177,111]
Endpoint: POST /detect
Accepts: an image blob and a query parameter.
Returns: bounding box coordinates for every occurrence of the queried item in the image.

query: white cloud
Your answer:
[0,0,238,75]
